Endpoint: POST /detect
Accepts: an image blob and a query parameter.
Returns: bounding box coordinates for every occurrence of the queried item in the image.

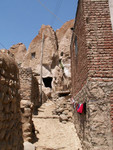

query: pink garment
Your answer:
[77,104,84,113]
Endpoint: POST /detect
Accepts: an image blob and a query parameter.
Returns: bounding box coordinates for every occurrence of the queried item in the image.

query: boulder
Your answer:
[59,114,68,122]
[62,110,69,115]
[20,100,33,109]
[67,112,72,118]
[56,108,64,114]
[24,141,35,150]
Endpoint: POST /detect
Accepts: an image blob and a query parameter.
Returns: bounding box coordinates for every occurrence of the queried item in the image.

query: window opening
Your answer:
[70,27,74,30]
[60,52,63,56]
[75,36,78,55]
[31,52,36,59]
[43,77,53,88]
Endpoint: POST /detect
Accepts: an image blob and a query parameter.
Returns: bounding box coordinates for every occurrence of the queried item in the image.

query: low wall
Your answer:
[19,67,39,142]
[73,78,113,150]
[0,52,23,150]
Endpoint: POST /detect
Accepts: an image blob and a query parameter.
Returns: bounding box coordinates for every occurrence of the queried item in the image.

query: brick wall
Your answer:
[85,0,113,79]
[84,0,113,139]
[71,0,88,95]
[71,0,113,149]
[0,52,23,150]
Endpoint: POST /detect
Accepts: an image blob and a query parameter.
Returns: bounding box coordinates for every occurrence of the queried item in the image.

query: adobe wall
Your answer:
[0,52,23,150]
[71,0,113,149]
[19,67,39,142]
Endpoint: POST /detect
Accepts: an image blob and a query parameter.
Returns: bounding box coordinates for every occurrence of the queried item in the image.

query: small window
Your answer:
[60,52,63,56]
[75,36,78,55]
[31,52,36,59]
[70,27,74,31]
[59,59,61,63]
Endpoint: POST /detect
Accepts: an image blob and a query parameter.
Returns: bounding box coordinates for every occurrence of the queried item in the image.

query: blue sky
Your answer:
[0,0,78,50]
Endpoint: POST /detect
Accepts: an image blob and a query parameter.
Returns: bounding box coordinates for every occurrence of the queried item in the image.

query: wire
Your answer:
[37,0,64,24]
[37,0,83,42]
[37,0,87,48]
[50,0,63,26]
[0,42,7,49]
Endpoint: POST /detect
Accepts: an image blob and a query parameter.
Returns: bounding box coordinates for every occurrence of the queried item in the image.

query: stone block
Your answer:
[24,141,35,150]
[59,114,68,122]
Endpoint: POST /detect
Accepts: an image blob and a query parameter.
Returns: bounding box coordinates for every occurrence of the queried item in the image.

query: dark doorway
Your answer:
[43,77,52,88]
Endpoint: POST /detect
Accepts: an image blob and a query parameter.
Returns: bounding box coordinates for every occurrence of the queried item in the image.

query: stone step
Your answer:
[36,145,65,150]
[33,116,59,119]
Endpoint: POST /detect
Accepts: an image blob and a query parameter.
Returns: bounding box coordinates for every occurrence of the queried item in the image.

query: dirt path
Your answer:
[33,100,82,150]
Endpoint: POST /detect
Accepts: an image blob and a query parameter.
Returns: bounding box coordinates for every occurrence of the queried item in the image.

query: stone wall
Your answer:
[19,67,39,142]
[71,0,113,149]
[73,79,113,150]
[0,52,23,150]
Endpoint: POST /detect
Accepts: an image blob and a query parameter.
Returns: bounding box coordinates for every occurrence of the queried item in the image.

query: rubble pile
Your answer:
[53,96,73,124]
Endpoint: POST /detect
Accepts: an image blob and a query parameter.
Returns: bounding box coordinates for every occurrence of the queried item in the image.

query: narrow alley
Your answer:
[33,100,82,150]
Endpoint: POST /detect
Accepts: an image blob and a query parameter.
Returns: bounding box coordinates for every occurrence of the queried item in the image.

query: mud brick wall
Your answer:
[0,52,23,150]
[19,67,39,142]
[71,0,113,149]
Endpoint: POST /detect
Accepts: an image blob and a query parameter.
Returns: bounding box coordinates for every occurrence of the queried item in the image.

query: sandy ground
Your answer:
[33,100,82,150]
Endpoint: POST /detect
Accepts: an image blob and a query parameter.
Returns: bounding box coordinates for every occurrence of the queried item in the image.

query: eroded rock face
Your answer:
[56,19,74,43]
[52,66,64,92]
[21,20,74,99]
[9,43,27,65]
[58,28,72,77]
[52,20,74,93]
[22,25,59,76]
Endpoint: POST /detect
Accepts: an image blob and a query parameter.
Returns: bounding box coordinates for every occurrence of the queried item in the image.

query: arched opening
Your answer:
[42,77,53,88]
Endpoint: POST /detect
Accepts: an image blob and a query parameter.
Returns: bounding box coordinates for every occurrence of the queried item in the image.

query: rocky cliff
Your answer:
[10,20,74,98]
[56,19,74,43]
[22,25,59,77]
[55,20,74,92]
[9,43,27,65]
